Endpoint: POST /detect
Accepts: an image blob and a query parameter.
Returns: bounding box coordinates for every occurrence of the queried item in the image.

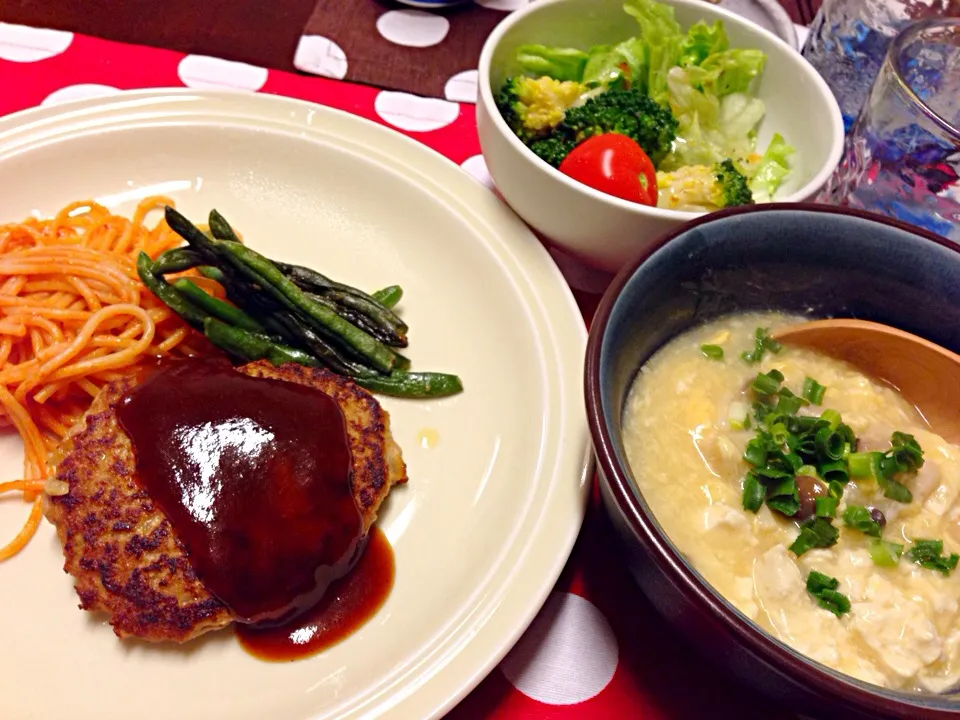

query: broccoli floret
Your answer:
[559,89,678,165]
[497,80,679,170]
[495,78,530,141]
[655,159,754,211]
[528,135,578,168]
[714,159,754,207]
[495,76,585,144]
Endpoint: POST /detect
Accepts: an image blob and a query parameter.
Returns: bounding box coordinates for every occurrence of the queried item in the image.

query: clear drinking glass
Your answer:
[818,18,960,240]
[801,0,960,131]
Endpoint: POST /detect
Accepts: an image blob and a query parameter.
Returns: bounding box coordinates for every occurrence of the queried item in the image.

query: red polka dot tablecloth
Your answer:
[0,21,797,720]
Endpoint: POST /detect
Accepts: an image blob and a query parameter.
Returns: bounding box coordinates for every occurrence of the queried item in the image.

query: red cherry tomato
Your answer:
[558,134,658,206]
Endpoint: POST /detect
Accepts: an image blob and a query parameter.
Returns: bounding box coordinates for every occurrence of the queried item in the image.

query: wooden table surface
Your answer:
[1,0,820,75]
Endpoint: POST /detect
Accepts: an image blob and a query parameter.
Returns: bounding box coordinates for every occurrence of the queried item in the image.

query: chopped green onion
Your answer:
[848,451,883,480]
[796,415,824,432]
[814,496,838,518]
[879,475,913,504]
[797,464,819,478]
[752,400,773,423]
[820,409,842,430]
[827,480,845,501]
[880,455,900,478]
[802,377,826,405]
[701,344,724,360]
[741,472,764,513]
[887,432,925,474]
[741,327,782,365]
[842,505,883,537]
[906,539,960,575]
[783,453,803,472]
[763,411,790,430]
[751,371,782,395]
[743,437,768,467]
[776,397,804,417]
[820,461,849,485]
[856,432,923,504]
[815,427,845,461]
[869,539,904,567]
[754,466,793,482]
[838,423,857,450]
[766,477,800,517]
[775,389,804,416]
[790,517,839,556]
[770,422,789,445]
[805,571,851,617]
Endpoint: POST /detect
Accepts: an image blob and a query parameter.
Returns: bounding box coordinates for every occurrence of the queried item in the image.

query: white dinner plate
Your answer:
[0,90,591,720]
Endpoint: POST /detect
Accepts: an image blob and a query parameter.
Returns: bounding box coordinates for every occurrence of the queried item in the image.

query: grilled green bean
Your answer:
[302,290,405,347]
[172,278,266,333]
[202,318,319,367]
[198,265,227,283]
[164,206,226,262]
[218,241,397,373]
[158,208,460,397]
[136,253,207,330]
[325,290,407,345]
[276,312,378,378]
[275,262,393,309]
[354,370,463,398]
[152,247,206,274]
[208,209,242,243]
[371,285,403,309]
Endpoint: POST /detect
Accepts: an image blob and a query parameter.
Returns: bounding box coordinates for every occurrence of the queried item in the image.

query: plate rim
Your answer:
[0,88,593,720]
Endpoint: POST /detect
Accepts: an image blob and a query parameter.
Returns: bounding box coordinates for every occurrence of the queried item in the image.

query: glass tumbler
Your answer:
[818,18,960,240]
[801,0,960,132]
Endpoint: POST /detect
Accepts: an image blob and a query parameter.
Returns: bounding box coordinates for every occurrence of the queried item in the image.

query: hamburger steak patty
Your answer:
[43,360,408,642]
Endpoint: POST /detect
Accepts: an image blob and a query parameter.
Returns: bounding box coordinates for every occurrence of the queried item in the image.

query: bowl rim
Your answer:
[584,201,960,717]
[477,0,845,221]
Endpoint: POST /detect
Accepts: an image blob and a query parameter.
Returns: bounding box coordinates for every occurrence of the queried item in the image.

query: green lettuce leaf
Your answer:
[581,38,647,89]
[678,20,729,67]
[698,49,766,96]
[623,0,686,104]
[623,0,682,41]
[516,44,590,82]
[660,68,766,169]
[747,133,795,202]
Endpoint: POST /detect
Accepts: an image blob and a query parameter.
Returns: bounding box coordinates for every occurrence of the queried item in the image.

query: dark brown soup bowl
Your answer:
[585,203,960,719]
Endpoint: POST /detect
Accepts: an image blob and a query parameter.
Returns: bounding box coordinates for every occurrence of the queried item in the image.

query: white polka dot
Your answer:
[293,34,348,80]
[461,155,494,189]
[374,91,459,132]
[474,0,532,10]
[41,84,122,107]
[444,70,478,103]
[376,10,450,48]
[177,55,269,92]
[500,592,618,705]
[0,22,72,62]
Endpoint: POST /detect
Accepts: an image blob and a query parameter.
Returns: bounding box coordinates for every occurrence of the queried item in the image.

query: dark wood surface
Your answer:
[0,0,819,76]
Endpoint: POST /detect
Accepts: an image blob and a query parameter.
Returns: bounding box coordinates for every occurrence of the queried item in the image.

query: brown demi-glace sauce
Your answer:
[116,359,362,626]
[237,524,395,661]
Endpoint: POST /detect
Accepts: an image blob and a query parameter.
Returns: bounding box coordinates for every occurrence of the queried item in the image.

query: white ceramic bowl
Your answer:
[477,0,845,273]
